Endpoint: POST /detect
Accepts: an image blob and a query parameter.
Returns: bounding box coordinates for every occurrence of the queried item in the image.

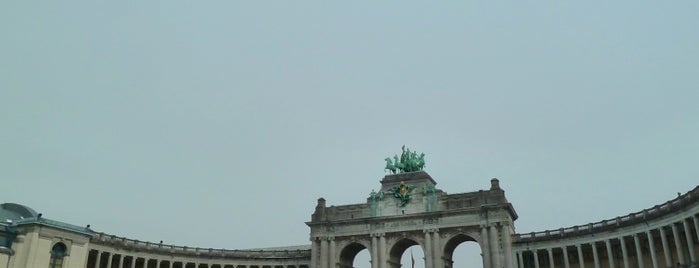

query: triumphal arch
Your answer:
[307,170,518,268]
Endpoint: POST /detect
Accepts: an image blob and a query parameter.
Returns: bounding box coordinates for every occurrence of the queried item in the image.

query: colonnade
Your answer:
[514,214,699,268]
[86,250,309,268]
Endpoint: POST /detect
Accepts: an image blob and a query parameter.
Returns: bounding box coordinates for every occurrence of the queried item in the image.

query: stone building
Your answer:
[2,171,698,268]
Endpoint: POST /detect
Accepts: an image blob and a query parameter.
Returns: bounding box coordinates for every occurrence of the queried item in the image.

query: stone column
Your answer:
[659,227,673,268]
[684,218,697,264]
[533,250,540,268]
[619,237,629,268]
[480,226,491,268]
[424,231,432,268]
[433,230,442,268]
[591,242,600,268]
[671,223,686,266]
[311,237,318,268]
[547,248,555,268]
[320,237,329,268]
[379,234,387,268]
[605,239,615,268]
[130,257,136,268]
[118,255,124,268]
[694,215,699,248]
[502,224,514,268]
[95,251,102,268]
[633,234,645,268]
[647,230,659,268]
[562,246,570,268]
[517,251,524,268]
[490,225,501,268]
[107,253,114,268]
[577,244,585,268]
[372,235,379,268]
[329,237,336,268]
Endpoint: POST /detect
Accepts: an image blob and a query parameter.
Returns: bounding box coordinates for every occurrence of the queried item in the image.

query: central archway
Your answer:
[339,242,370,268]
[388,238,425,268]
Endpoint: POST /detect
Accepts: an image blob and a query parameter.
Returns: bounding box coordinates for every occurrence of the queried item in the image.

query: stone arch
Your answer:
[387,238,421,268]
[338,241,370,268]
[443,233,481,268]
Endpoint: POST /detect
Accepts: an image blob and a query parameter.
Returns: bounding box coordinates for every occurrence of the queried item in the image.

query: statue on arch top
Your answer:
[384,145,426,174]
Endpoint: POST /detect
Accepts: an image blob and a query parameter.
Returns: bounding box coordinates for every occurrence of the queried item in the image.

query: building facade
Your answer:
[2,171,698,268]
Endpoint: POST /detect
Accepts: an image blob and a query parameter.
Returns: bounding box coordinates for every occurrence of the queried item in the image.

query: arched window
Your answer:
[49,242,67,268]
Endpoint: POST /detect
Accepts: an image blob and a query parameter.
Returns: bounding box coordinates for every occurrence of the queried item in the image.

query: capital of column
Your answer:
[371,232,386,237]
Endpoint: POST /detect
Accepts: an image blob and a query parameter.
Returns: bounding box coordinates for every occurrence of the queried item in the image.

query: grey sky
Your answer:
[1,2,698,268]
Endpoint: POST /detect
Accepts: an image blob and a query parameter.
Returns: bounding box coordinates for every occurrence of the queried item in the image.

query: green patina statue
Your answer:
[388,181,416,207]
[384,145,425,174]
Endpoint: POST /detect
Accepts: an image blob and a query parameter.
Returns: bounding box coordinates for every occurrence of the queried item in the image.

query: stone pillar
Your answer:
[647,230,659,268]
[480,226,491,268]
[533,250,540,268]
[379,234,387,268]
[633,234,645,268]
[591,242,600,268]
[329,237,336,268]
[671,223,686,266]
[684,218,698,264]
[372,235,379,268]
[424,231,432,268]
[576,244,585,268]
[547,248,555,268]
[107,253,114,268]
[95,251,102,268]
[320,237,329,268]
[490,225,501,268]
[433,230,442,268]
[311,237,319,268]
[130,257,136,268]
[502,224,514,268]
[562,246,570,268]
[619,237,629,268]
[605,239,615,268]
[517,251,524,268]
[118,255,124,268]
[659,227,673,268]
[694,215,699,248]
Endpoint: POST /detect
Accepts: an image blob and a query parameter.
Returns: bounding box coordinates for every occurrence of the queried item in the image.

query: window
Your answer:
[49,242,67,268]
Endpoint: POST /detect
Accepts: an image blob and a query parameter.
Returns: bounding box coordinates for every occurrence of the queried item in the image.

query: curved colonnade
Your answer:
[512,186,699,268]
[85,233,310,268]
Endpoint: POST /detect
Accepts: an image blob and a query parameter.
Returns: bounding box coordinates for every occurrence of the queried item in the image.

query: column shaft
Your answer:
[547,248,555,268]
[694,215,699,249]
[562,246,570,268]
[481,227,491,268]
[329,238,336,268]
[424,232,432,268]
[379,235,387,268]
[683,218,697,263]
[502,225,514,268]
[577,245,585,268]
[671,223,686,265]
[517,251,524,268]
[130,257,136,268]
[633,235,645,268]
[311,238,318,268]
[659,227,673,267]
[605,239,615,268]
[490,225,501,268]
[433,231,442,268]
[591,242,600,268]
[620,237,629,268]
[118,255,124,268]
[320,238,328,268]
[647,230,659,268]
[372,236,379,268]
[533,250,540,268]
[95,251,102,268]
[107,253,114,268]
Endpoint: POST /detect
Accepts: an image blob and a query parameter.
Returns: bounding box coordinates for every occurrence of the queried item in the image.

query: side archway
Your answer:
[443,233,482,268]
[339,242,370,268]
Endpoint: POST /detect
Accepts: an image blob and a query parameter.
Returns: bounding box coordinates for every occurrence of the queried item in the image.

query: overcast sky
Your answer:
[2,2,698,268]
